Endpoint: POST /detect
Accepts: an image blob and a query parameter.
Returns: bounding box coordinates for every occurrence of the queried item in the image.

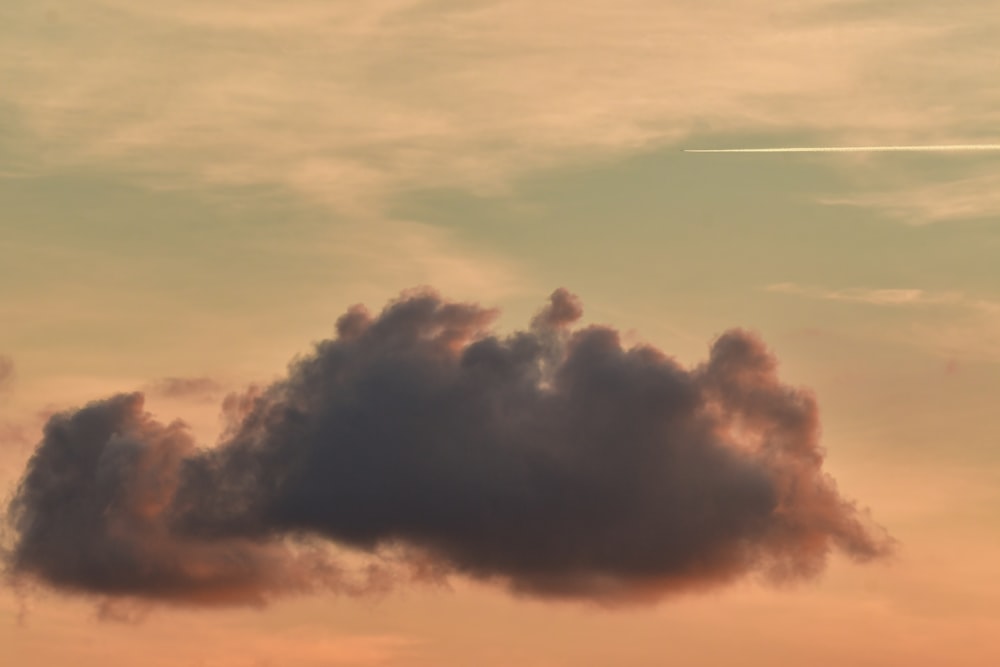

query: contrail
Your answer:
[684,144,1000,153]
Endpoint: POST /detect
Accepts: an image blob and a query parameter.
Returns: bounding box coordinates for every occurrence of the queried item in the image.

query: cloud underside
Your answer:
[4,289,891,606]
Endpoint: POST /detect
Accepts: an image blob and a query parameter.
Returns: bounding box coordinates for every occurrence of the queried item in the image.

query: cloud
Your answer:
[3,289,891,606]
[766,283,964,306]
[823,172,1000,224]
[3,393,393,606]
[0,356,13,393]
[146,376,223,399]
[1,1,987,214]
[766,282,1000,363]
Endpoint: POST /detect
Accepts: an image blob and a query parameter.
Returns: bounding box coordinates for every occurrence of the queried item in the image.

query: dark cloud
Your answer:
[146,377,223,400]
[3,393,390,606]
[3,289,891,606]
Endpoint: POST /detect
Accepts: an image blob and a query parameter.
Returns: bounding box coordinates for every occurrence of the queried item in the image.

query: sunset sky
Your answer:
[3,2,1000,665]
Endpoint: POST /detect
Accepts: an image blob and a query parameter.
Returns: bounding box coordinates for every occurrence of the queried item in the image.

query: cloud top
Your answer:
[4,289,891,606]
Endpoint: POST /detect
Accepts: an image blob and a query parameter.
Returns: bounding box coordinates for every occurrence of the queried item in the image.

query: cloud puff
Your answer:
[4,290,891,606]
[3,393,391,606]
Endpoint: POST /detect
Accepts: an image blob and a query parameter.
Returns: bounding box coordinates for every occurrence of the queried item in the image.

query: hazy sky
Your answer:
[3,1,1000,665]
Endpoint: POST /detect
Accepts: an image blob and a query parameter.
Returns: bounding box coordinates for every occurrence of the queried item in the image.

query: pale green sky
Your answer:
[3,1,1000,665]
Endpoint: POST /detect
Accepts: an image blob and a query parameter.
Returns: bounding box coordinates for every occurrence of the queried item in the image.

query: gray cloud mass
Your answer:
[3,289,891,606]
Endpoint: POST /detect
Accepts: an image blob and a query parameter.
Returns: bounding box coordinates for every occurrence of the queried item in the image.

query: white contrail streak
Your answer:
[684,144,1000,153]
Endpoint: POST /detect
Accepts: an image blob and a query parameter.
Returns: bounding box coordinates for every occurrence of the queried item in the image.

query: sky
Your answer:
[2,1,1000,665]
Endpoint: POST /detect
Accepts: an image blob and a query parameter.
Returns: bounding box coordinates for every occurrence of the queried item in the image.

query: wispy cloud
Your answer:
[685,145,1000,153]
[766,283,965,306]
[768,282,1000,363]
[0,356,13,393]
[145,376,223,400]
[2,1,996,213]
[823,172,1000,224]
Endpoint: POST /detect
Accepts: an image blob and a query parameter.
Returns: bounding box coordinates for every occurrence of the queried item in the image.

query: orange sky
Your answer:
[3,1,1000,665]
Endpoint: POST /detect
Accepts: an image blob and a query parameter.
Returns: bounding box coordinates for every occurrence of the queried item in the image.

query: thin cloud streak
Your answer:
[146,377,223,399]
[823,171,1000,224]
[766,283,965,306]
[684,144,1000,153]
[0,356,13,393]
[767,282,1000,363]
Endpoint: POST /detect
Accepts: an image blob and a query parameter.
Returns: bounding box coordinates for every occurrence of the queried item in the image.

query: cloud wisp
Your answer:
[766,283,965,306]
[146,376,224,400]
[3,289,891,607]
[684,144,1000,153]
[0,356,13,394]
[4,1,993,213]
[822,171,1000,224]
[767,282,1000,363]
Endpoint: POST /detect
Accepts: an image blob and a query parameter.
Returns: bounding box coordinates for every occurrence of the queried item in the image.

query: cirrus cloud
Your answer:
[2,0,993,214]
